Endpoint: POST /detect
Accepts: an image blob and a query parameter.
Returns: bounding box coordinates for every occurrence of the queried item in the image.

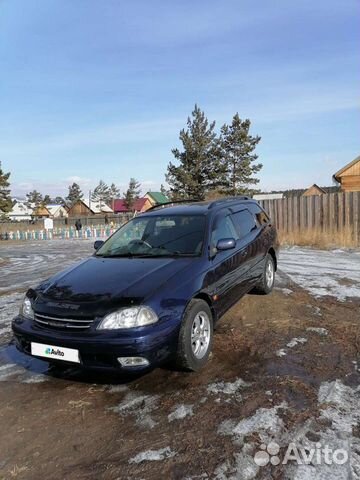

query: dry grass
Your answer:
[279,227,359,249]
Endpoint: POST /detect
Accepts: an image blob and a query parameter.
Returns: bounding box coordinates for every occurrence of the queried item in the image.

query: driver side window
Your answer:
[211,215,238,254]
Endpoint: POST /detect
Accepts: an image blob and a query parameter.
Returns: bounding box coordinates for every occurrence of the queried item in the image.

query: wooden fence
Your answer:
[258,192,360,247]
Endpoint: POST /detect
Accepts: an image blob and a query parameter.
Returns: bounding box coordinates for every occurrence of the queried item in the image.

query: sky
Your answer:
[0,0,359,199]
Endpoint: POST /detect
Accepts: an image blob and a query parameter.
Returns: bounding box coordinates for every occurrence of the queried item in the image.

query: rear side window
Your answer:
[232,209,257,239]
[248,204,269,226]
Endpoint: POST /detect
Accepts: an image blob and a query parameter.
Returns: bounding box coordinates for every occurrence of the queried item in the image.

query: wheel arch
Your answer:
[268,247,277,271]
[191,292,217,323]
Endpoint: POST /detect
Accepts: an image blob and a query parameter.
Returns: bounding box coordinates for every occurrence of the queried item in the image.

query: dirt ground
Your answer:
[0,241,359,480]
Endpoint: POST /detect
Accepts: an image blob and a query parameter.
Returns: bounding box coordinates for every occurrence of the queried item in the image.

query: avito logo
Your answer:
[44,347,65,357]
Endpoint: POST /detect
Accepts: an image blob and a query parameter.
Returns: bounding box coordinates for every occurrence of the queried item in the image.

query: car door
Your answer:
[204,210,252,318]
[230,208,263,284]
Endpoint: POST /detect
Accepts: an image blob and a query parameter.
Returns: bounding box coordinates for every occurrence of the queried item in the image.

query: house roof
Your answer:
[333,155,360,181]
[303,184,327,195]
[10,201,33,216]
[46,204,66,216]
[146,191,169,204]
[33,205,51,216]
[82,199,113,214]
[113,198,148,212]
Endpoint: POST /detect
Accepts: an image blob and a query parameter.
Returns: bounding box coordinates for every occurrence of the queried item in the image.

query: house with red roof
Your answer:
[113,197,152,214]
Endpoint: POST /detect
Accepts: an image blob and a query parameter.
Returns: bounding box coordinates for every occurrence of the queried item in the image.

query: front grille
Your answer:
[34,313,94,330]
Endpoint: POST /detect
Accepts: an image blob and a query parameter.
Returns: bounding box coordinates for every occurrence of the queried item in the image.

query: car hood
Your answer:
[35,256,195,316]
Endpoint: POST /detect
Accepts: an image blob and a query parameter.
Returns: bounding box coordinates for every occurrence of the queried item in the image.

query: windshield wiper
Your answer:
[96,253,134,258]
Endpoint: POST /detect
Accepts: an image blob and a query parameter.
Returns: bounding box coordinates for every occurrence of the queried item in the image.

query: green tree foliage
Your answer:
[166,105,224,200]
[166,107,263,199]
[26,190,43,208]
[53,196,66,205]
[66,182,83,206]
[43,194,52,205]
[0,162,12,213]
[109,183,121,203]
[91,180,111,206]
[160,184,168,197]
[220,114,262,195]
[123,178,141,209]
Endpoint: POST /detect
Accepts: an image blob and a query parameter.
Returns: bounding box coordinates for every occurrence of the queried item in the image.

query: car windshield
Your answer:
[96,214,206,258]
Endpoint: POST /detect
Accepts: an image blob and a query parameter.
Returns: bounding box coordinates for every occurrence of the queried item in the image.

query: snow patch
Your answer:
[318,380,360,434]
[279,247,360,301]
[279,288,293,296]
[106,384,129,393]
[168,404,193,422]
[214,444,259,480]
[306,327,328,336]
[286,337,307,348]
[218,403,287,444]
[22,374,48,384]
[207,378,251,396]
[0,363,25,381]
[129,447,176,464]
[108,392,159,429]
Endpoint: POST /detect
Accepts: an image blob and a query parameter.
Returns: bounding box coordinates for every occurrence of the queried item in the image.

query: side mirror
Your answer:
[216,238,236,251]
[94,240,104,251]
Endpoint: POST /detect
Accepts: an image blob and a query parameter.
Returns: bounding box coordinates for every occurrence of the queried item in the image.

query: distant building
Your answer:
[145,191,169,206]
[46,204,68,218]
[67,199,113,217]
[8,200,33,221]
[33,205,51,218]
[113,197,152,214]
[333,155,360,192]
[253,193,284,201]
[302,184,327,197]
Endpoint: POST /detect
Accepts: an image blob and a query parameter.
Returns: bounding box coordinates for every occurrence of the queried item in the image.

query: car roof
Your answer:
[139,197,260,217]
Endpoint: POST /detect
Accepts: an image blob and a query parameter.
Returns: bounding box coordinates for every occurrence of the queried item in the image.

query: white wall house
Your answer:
[83,199,113,214]
[46,204,68,218]
[8,201,33,221]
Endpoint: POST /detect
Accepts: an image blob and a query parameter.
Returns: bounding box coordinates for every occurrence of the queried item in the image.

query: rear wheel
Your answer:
[176,299,213,372]
[254,253,275,294]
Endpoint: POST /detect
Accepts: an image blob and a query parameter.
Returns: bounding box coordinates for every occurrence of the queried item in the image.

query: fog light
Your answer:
[117,357,149,367]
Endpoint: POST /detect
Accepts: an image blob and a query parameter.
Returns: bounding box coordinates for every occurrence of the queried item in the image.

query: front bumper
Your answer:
[12,316,180,371]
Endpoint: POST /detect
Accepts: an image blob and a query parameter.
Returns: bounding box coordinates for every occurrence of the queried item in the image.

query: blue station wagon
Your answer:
[12,197,279,372]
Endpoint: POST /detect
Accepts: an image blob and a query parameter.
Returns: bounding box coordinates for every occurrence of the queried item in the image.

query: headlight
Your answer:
[97,306,158,330]
[19,296,34,320]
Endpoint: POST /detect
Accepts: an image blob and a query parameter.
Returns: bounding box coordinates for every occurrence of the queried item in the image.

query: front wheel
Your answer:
[176,299,213,372]
[254,253,275,294]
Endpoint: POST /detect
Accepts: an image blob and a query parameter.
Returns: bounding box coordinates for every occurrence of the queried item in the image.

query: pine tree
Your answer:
[123,178,141,209]
[0,162,12,213]
[220,114,262,195]
[91,180,111,208]
[109,183,120,205]
[166,105,223,200]
[66,183,83,206]
[43,194,52,205]
[26,190,43,208]
[160,184,168,197]
[53,196,66,205]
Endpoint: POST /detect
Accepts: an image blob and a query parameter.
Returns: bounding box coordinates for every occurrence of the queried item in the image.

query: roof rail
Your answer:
[146,199,199,212]
[208,196,251,209]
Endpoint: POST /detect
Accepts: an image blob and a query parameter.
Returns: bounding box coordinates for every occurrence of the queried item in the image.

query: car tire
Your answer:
[253,253,275,295]
[176,299,213,372]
